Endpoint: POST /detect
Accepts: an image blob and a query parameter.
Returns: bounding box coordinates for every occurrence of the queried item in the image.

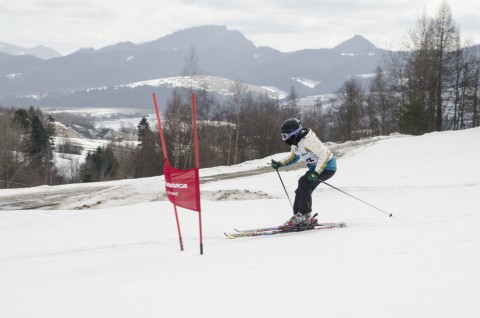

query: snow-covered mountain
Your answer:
[1,127,480,317]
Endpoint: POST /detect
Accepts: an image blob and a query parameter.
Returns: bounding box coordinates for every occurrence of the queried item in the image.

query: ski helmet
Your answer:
[281,118,302,143]
[282,118,302,140]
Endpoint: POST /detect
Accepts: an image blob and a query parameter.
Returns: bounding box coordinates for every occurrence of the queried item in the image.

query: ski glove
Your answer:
[271,160,282,170]
[307,171,320,181]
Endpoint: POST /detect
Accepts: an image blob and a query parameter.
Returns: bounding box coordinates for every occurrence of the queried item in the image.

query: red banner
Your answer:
[163,160,201,212]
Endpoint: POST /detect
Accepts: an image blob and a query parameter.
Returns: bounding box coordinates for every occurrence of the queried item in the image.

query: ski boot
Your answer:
[284,212,311,226]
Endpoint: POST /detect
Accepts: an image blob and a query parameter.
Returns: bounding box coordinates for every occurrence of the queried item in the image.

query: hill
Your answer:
[1,127,480,317]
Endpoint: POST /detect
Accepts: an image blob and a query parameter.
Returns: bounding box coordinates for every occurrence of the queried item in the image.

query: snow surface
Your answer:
[118,75,284,99]
[292,76,321,88]
[1,128,480,318]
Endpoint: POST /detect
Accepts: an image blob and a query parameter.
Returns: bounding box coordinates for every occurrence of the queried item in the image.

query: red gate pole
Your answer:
[152,93,168,159]
[191,92,203,255]
[153,93,184,251]
[173,204,184,251]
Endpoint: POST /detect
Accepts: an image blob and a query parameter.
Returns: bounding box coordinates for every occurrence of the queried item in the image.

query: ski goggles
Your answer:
[281,127,302,140]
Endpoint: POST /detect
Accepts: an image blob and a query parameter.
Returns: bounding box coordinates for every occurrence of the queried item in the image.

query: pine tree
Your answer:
[137,117,151,145]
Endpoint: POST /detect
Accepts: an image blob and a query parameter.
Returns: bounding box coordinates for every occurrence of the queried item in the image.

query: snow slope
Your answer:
[1,128,480,318]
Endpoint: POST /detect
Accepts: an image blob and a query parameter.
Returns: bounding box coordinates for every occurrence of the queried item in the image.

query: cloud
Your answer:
[1,0,478,55]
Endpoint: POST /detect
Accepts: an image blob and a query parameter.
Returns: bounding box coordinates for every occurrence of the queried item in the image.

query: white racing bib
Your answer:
[294,144,318,165]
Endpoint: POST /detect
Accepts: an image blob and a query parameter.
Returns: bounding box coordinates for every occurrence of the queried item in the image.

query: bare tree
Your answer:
[330,78,366,141]
[449,43,480,129]
[391,2,461,134]
[432,1,460,130]
[182,45,201,78]
[163,88,194,168]
[366,66,400,135]
[226,81,248,165]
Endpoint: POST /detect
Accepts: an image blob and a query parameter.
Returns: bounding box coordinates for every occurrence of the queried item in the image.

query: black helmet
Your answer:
[281,118,302,141]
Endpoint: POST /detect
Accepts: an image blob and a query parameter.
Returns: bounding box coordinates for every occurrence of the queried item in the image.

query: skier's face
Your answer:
[281,126,301,146]
[284,135,296,146]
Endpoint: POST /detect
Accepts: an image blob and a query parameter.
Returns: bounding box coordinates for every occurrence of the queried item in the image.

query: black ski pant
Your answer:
[293,169,336,215]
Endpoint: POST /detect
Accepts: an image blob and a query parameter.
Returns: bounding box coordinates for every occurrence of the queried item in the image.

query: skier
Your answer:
[271,118,337,226]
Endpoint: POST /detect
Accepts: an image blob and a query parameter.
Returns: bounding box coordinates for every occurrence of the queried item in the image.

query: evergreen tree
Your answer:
[134,118,164,178]
[137,117,151,145]
[81,145,118,182]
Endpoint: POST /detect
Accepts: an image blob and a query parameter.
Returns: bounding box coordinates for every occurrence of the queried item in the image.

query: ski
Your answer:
[234,212,322,233]
[234,222,343,234]
[225,222,346,239]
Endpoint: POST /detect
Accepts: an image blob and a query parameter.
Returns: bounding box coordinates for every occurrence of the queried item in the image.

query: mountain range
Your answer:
[0,25,386,109]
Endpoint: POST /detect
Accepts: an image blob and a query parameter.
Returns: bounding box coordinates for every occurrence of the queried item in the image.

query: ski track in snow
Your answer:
[1,128,480,318]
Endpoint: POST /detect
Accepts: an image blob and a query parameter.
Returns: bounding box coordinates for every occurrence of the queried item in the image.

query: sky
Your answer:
[1,0,479,55]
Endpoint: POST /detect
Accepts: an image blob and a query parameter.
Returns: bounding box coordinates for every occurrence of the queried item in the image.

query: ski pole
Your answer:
[272,160,293,209]
[322,181,393,217]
